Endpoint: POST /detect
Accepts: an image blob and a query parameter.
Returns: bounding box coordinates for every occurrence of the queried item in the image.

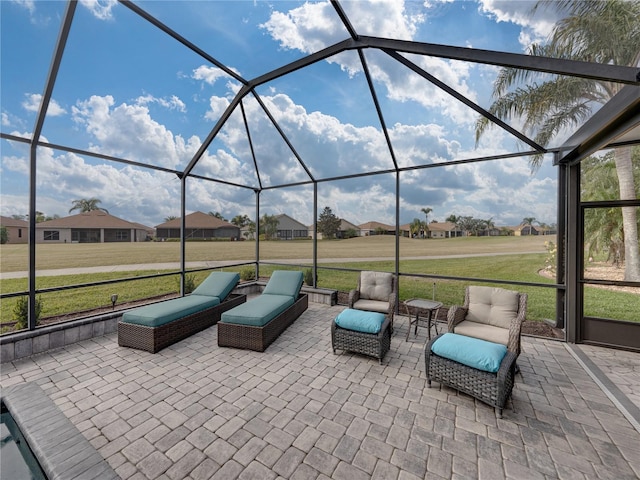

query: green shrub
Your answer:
[184,274,197,294]
[240,266,255,281]
[304,268,314,286]
[13,295,42,330]
[0,226,8,244]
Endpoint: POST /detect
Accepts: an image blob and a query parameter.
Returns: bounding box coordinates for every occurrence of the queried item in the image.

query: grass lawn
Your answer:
[0,235,551,272]
[1,235,637,329]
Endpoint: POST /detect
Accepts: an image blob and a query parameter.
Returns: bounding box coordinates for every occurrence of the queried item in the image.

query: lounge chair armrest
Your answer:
[387,293,397,315]
[447,306,467,331]
[348,289,360,308]
[507,292,527,355]
[497,351,518,390]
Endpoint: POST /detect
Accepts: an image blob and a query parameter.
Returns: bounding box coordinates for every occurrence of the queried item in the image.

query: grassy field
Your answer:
[0,235,551,272]
[2,235,637,328]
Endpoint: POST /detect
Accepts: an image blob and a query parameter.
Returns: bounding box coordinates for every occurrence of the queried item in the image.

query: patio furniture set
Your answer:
[118,269,526,417]
[331,272,527,417]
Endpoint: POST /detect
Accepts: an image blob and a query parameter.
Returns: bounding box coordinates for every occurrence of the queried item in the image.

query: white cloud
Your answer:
[261,1,477,126]
[71,95,201,169]
[10,0,35,15]
[79,0,118,21]
[136,94,187,113]
[260,2,340,54]
[204,96,231,121]
[261,0,424,53]
[477,0,559,48]
[22,93,67,116]
[193,65,236,86]
[2,113,11,127]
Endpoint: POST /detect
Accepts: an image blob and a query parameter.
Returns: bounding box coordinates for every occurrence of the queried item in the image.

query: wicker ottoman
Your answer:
[425,333,518,417]
[331,309,391,364]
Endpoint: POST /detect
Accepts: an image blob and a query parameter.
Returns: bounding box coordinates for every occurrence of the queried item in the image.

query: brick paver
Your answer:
[2,302,639,479]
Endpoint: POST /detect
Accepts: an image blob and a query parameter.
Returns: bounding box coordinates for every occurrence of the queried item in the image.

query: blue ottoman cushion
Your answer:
[431,333,507,373]
[335,309,385,334]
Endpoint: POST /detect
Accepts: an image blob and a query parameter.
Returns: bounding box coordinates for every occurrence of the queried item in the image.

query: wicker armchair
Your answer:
[447,286,527,355]
[348,271,397,329]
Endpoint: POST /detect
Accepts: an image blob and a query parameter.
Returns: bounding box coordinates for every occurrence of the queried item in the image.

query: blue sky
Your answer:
[1,0,571,229]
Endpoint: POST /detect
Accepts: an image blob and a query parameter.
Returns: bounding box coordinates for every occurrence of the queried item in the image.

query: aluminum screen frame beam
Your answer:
[555,85,640,165]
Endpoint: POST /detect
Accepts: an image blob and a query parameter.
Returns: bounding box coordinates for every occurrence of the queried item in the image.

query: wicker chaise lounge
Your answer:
[217,270,308,352]
[118,271,246,353]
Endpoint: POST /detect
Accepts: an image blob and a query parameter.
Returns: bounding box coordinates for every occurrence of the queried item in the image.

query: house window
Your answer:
[18,228,22,238]
[115,230,129,241]
[44,231,59,241]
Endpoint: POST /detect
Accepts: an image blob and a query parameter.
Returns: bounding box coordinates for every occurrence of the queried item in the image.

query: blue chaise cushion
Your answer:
[191,271,240,299]
[262,270,304,298]
[221,294,294,327]
[431,333,507,373]
[335,308,385,334]
[121,295,220,328]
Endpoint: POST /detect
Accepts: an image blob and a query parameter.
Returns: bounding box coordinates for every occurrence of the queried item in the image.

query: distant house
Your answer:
[359,221,395,236]
[155,211,240,240]
[275,214,309,240]
[427,221,464,239]
[35,210,152,243]
[337,219,361,239]
[512,224,539,236]
[0,215,29,244]
[309,218,361,239]
[398,222,429,238]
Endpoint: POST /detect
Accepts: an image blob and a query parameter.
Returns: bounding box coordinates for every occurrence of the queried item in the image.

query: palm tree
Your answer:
[476,0,640,281]
[421,207,433,238]
[69,198,108,214]
[231,214,251,228]
[521,217,537,236]
[582,151,640,266]
[409,218,422,238]
[421,207,432,224]
[484,217,495,236]
[260,214,279,240]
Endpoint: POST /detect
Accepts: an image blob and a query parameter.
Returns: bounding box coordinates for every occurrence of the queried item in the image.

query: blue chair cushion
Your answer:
[431,333,507,373]
[220,294,294,327]
[191,271,240,299]
[121,295,221,328]
[335,309,385,334]
[262,271,304,298]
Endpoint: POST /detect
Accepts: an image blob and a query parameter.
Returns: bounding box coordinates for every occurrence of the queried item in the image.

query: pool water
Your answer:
[0,404,47,480]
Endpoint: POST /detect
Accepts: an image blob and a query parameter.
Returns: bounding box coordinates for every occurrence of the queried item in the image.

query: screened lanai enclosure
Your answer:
[1,1,639,351]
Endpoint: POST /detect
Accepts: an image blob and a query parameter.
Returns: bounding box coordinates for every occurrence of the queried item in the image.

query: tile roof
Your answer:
[358,221,394,230]
[0,215,29,227]
[155,211,237,229]
[35,210,150,229]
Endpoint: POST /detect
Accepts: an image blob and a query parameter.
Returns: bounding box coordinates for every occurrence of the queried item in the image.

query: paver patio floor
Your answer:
[1,302,639,479]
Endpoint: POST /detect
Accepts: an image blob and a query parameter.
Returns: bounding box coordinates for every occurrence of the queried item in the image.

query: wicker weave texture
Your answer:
[118,293,246,353]
[217,294,308,352]
[425,334,517,416]
[331,316,391,364]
